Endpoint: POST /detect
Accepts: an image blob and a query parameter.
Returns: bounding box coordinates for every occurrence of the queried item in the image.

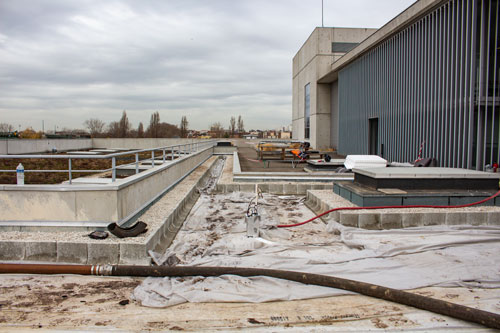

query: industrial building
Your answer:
[293,0,499,170]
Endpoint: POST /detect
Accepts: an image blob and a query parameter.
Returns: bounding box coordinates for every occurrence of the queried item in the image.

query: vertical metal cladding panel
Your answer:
[494,1,499,165]
[338,0,497,169]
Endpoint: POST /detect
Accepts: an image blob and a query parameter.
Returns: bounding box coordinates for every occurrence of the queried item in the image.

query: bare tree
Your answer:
[237,115,244,133]
[229,116,236,136]
[147,111,160,138]
[83,118,105,137]
[210,122,224,138]
[107,121,120,137]
[0,123,14,132]
[180,116,189,138]
[118,110,131,137]
[158,122,180,138]
[137,122,144,138]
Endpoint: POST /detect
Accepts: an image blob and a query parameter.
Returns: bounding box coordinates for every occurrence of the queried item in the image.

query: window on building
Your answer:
[304,83,310,139]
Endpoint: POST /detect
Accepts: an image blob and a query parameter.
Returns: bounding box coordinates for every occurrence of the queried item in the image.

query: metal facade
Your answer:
[338,0,499,169]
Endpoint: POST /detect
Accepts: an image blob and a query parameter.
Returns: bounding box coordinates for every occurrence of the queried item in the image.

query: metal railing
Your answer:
[0,140,217,184]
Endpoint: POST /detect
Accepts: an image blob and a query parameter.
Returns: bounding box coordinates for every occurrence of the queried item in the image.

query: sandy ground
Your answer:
[0,273,498,332]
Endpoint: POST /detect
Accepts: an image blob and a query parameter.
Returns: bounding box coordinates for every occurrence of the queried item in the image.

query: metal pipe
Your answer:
[0,263,499,329]
[135,153,139,174]
[111,157,116,182]
[68,158,72,184]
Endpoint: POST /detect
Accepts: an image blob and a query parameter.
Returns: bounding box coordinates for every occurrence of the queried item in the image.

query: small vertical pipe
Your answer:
[68,158,72,184]
[152,150,155,167]
[171,147,174,161]
[135,153,139,174]
[112,157,116,182]
[163,149,166,163]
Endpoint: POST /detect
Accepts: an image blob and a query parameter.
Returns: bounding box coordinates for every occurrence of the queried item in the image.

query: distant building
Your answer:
[280,131,291,139]
[292,0,499,170]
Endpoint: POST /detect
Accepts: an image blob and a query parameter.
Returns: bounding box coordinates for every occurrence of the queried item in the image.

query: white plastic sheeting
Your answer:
[134,192,500,308]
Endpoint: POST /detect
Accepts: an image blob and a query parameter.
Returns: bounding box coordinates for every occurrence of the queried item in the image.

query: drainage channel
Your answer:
[148,156,226,258]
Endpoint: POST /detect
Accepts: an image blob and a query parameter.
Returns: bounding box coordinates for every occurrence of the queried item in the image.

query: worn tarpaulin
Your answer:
[133,192,500,308]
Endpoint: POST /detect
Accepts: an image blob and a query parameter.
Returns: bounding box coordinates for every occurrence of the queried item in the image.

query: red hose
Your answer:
[277,189,500,228]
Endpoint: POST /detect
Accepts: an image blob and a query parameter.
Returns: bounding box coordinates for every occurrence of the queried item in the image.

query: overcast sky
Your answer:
[0,0,416,132]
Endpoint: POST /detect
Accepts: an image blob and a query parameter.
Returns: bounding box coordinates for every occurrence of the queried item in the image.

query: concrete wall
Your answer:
[0,147,213,224]
[0,139,92,155]
[92,138,208,149]
[292,27,376,150]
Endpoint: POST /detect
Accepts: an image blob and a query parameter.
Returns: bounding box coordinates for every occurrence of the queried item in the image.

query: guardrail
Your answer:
[0,140,217,184]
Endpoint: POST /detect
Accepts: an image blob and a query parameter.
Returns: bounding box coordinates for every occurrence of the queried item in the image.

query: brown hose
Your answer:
[1,263,499,329]
[0,263,93,275]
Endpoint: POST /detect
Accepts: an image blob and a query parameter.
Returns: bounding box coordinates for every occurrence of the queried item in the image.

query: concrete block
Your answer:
[379,213,402,229]
[445,212,468,225]
[215,184,224,193]
[57,242,88,264]
[450,196,489,207]
[466,212,488,225]
[403,196,448,206]
[269,183,284,195]
[401,212,425,228]
[297,183,309,195]
[25,241,56,261]
[0,241,25,260]
[358,213,380,229]
[323,184,333,191]
[423,213,446,226]
[239,184,255,192]
[257,183,270,193]
[0,226,21,232]
[146,230,161,250]
[87,243,119,264]
[120,243,150,265]
[339,212,358,227]
[225,184,239,193]
[487,212,500,225]
[283,183,298,195]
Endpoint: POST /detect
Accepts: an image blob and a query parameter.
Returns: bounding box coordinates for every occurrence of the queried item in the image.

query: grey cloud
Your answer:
[0,0,416,131]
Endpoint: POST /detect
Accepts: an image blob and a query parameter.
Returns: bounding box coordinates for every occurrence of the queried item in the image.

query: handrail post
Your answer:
[135,153,139,174]
[162,149,166,163]
[112,157,116,182]
[68,158,72,184]
[171,147,174,161]
[152,150,155,167]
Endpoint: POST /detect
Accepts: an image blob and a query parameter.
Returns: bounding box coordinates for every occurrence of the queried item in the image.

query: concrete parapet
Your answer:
[0,146,213,225]
[0,155,221,264]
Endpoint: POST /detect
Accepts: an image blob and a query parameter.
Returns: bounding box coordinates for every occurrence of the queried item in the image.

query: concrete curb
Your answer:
[306,190,500,229]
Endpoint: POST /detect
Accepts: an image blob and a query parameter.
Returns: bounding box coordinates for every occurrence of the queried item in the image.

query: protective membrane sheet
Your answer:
[133,192,500,308]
